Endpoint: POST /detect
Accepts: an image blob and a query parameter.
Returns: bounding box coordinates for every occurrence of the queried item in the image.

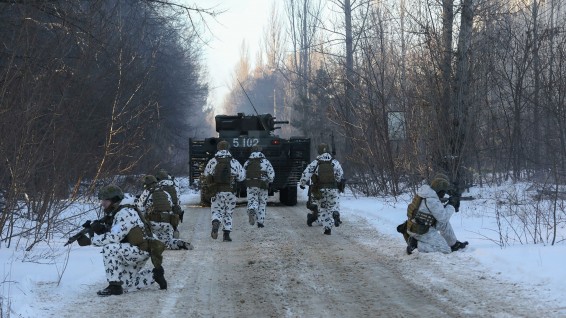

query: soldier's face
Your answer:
[100,199,112,210]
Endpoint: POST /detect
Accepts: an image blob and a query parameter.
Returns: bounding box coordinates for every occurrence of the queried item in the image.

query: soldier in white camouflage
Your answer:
[92,184,167,296]
[299,143,344,235]
[136,175,193,250]
[155,169,184,238]
[405,176,468,254]
[243,145,275,228]
[203,140,246,242]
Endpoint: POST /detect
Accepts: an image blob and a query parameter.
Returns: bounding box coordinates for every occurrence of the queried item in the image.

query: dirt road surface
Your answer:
[47,195,559,318]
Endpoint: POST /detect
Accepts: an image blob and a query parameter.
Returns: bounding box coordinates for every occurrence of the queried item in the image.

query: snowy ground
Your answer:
[1,180,566,317]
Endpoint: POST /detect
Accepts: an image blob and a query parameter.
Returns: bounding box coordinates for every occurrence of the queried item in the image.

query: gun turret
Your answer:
[215,113,288,137]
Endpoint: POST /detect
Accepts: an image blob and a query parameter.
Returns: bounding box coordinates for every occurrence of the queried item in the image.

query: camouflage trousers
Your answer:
[410,215,458,254]
[150,221,188,250]
[211,192,237,231]
[101,243,154,290]
[318,188,340,231]
[247,187,268,225]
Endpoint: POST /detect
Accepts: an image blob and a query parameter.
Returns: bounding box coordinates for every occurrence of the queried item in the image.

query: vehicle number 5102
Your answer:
[232,138,259,148]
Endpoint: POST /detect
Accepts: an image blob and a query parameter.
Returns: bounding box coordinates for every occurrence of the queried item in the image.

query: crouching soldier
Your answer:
[136,175,193,250]
[156,169,184,238]
[402,177,468,254]
[91,184,168,296]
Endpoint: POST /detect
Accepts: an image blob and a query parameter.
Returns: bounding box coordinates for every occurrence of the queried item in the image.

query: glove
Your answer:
[82,220,92,228]
[91,220,108,235]
[299,184,306,190]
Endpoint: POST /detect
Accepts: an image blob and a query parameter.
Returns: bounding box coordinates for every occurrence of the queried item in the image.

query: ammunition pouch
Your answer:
[407,211,436,235]
[407,219,430,235]
[414,211,436,226]
[126,226,146,246]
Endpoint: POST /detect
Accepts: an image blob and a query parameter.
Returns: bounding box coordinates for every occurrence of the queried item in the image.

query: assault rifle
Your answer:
[440,189,474,212]
[64,218,109,246]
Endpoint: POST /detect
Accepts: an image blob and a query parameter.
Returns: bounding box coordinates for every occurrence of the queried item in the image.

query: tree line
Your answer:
[0,0,212,247]
[224,0,566,197]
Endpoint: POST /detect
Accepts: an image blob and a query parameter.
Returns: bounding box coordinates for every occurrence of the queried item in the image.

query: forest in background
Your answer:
[224,0,566,197]
[0,0,213,247]
[2,0,566,249]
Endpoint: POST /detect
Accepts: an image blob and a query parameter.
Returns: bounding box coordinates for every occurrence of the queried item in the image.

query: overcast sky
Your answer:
[187,0,277,110]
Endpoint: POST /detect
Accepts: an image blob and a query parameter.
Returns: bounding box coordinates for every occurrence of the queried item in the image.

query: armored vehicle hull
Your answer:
[189,113,310,206]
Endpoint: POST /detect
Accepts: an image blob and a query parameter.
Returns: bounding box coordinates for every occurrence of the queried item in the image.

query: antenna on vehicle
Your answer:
[237,78,268,131]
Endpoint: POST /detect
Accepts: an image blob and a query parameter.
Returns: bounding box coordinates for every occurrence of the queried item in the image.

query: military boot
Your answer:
[406,237,418,255]
[97,281,123,296]
[333,211,342,227]
[152,266,167,290]
[211,219,220,239]
[324,228,331,235]
[223,230,232,242]
[257,223,264,228]
[248,210,256,225]
[450,240,469,252]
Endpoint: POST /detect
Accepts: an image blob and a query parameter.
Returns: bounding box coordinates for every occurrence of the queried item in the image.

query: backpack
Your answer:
[246,158,268,189]
[315,160,337,189]
[149,188,171,213]
[213,157,234,193]
[406,195,434,235]
[214,157,232,185]
[161,183,178,205]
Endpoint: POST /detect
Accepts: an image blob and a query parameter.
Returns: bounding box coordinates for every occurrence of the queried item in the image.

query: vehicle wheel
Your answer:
[279,185,297,206]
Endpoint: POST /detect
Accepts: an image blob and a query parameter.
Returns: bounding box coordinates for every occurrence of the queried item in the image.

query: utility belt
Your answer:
[246,178,268,189]
[146,211,180,228]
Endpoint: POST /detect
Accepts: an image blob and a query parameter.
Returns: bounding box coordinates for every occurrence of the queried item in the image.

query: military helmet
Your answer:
[217,140,230,151]
[433,172,450,182]
[155,169,168,181]
[317,143,329,155]
[251,145,262,152]
[143,175,158,186]
[430,178,451,193]
[98,184,125,200]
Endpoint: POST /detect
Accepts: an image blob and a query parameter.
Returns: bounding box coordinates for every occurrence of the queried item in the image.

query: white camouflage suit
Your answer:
[91,204,155,291]
[203,149,246,231]
[135,189,187,250]
[243,151,275,226]
[299,153,344,233]
[407,184,458,254]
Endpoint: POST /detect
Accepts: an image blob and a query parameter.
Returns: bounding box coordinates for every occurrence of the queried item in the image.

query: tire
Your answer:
[279,185,297,206]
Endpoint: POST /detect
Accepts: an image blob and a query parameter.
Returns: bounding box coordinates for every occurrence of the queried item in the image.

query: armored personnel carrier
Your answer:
[189,113,311,206]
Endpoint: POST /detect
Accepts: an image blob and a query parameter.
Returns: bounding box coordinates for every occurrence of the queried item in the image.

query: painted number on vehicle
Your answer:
[232,138,259,148]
